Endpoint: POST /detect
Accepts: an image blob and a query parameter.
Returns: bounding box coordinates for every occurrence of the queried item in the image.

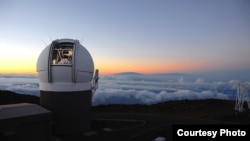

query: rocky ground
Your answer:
[1,90,249,124]
[1,90,249,141]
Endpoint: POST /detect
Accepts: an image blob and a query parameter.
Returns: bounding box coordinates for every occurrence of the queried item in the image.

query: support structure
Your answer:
[235,82,249,112]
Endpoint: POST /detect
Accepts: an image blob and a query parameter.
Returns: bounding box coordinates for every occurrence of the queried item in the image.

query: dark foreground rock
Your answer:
[0,90,39,105]
[1,90,250,141]
[1,90,249,124]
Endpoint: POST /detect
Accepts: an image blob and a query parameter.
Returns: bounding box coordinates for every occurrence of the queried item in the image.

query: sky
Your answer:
[0,0,250,75]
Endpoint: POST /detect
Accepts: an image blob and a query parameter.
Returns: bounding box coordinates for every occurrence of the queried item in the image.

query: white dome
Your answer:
[37,38,95,92]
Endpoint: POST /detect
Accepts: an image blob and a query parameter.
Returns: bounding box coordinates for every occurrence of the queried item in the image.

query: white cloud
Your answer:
[195,78,205,84]
[92,73,240,105]
[0,73,247,105]
[0,75,39,96]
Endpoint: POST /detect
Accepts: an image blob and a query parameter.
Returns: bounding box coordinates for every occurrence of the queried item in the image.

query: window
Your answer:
[51,43,74,65]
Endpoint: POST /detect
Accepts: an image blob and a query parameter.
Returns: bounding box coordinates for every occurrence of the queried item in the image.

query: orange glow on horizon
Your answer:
[95,58,214,75]
[1,57,217,75]
[1,59,36,74]
[1,68,36,75]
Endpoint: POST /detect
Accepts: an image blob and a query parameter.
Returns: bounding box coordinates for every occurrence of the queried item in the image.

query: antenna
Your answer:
[40,33,53,46]
[48,34,53,42]
[235,81,249,112]
[41,39,47,46]
[80,34,86,43]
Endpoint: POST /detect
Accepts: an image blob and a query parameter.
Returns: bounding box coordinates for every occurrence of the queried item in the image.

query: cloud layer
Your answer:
[0,73,248,105]
[92,73,242,105]
[0,75,40,96]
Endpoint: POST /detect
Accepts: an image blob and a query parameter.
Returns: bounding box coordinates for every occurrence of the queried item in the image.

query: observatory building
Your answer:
[37,38,98,134]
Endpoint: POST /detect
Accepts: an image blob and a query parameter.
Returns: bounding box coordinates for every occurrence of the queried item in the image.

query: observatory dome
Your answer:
[37,38,95,92]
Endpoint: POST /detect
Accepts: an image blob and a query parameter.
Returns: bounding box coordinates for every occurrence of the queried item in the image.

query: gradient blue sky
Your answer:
[0,0,249,75]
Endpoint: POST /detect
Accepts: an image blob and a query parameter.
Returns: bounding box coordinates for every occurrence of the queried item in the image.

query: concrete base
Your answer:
[40,90,92,135]
[0,103,52,141]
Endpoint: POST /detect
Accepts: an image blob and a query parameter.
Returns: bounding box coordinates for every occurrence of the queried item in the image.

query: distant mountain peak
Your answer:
[113,72,143,75]
[152,73,190,76]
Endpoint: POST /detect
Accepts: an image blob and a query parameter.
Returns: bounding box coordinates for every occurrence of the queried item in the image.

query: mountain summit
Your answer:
[113,72,143,75]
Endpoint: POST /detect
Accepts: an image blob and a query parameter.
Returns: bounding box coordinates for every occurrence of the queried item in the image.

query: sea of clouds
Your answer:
[0,72,249,106]
[0,75,40,96]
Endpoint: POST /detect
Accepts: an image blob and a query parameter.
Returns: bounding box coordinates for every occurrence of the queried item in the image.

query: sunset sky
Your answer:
[0,0,249,75]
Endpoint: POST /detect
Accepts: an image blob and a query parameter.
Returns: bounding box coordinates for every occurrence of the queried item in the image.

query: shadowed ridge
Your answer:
[1,90,249,124]
[0,90,39,105]
[112,72,143,75]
